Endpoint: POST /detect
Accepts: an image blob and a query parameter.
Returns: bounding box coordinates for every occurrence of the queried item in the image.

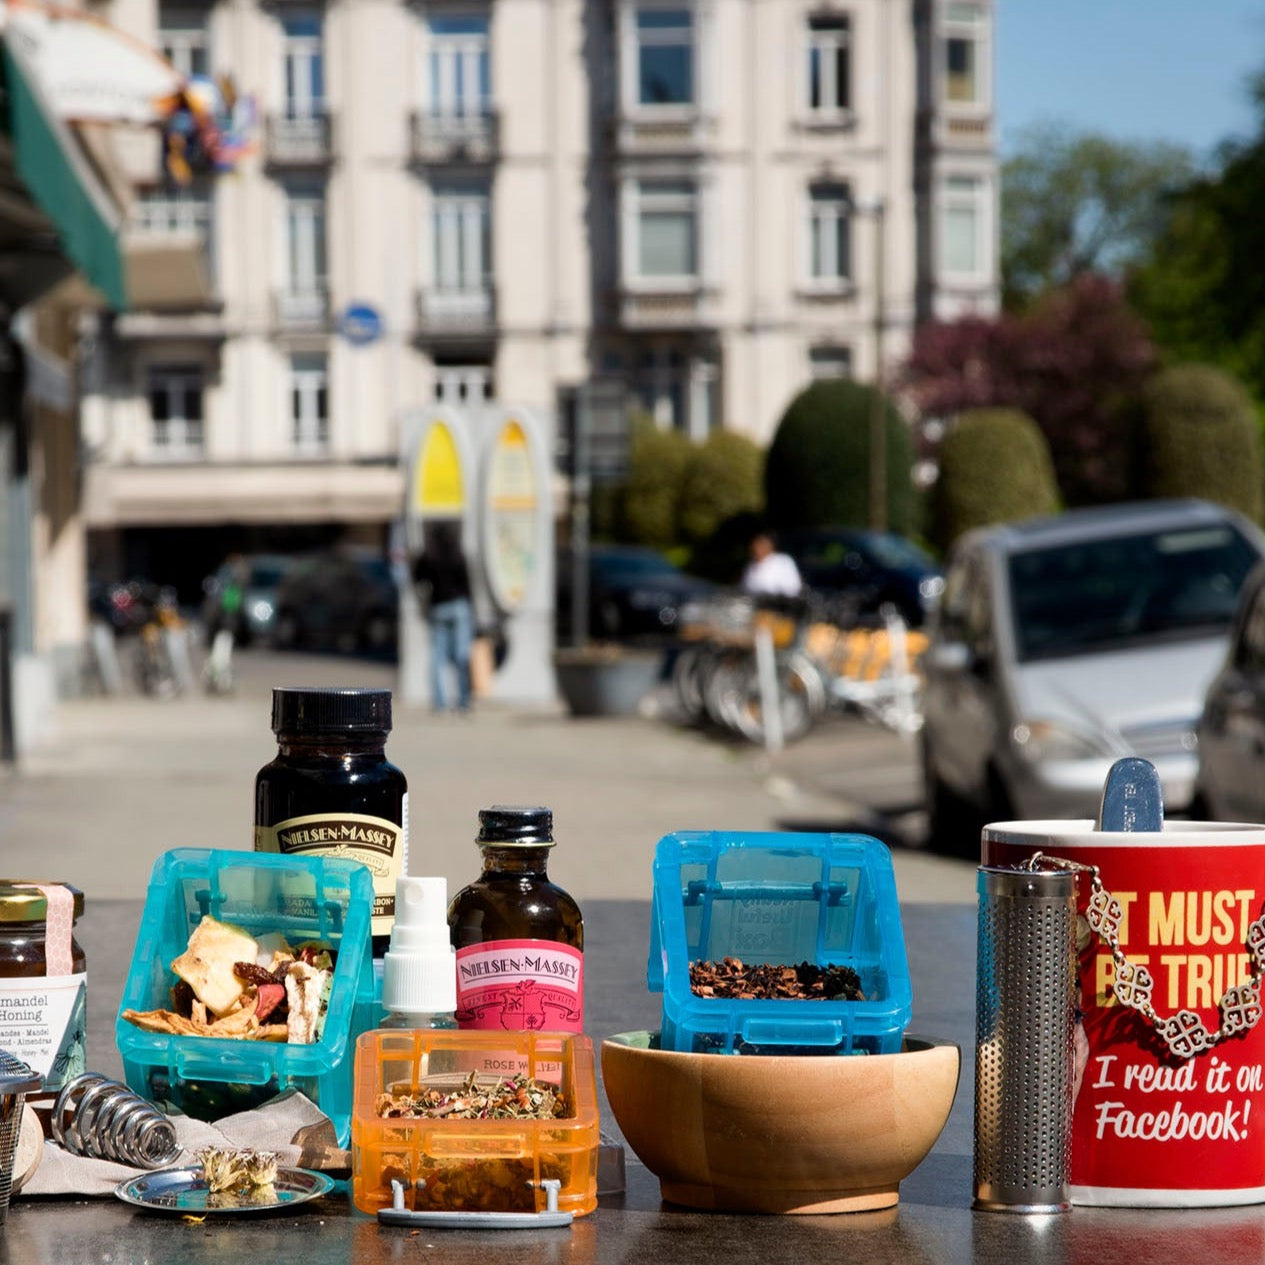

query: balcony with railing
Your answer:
[409,110,500,165]
[265,111,335,166]
[414,285,497,342]
[274,285,331,330]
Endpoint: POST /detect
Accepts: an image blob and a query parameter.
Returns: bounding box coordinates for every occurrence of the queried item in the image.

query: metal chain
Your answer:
[1021,851,1265,1060]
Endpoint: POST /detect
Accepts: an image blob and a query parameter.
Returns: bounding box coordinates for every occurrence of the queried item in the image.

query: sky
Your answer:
[996,1,1264,157]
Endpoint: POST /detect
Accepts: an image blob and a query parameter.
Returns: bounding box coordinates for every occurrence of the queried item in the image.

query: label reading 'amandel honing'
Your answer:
[255,811,405,940]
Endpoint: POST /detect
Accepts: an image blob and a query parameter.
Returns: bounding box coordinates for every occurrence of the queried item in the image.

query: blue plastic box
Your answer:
[648,831,912,1055]
[116,848,376,1144]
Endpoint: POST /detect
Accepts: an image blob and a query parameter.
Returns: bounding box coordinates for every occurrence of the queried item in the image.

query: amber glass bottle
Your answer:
[254,687,407,958]
[448,806,584,1032]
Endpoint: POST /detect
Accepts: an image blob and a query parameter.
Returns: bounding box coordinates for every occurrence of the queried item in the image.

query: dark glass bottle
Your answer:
[448,806,584,1032]
[254,687,408,958]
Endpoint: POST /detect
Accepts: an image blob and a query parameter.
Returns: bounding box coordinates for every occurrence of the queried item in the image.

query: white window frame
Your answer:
[289,353,329,455]
[809,344,852,381]
[433,362,493,404]
[804,12,850,119]
[621,2,699,116]
[159,8,210,79]
[623,176,700,289]
[146,364,205,457]
[938,173,991,282]
[429,180,491,296]
[424,11,491,118]
[282,13,325,120]
[941,2,990,112]
[282,184,328,304]
[804,181,852,289]
[134,187,216,287]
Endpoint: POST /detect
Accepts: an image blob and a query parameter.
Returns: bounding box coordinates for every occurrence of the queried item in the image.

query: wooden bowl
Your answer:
[601,1031,959,1214]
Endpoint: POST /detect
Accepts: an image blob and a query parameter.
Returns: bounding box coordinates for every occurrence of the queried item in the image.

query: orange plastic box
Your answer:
[351,1030,600,1218]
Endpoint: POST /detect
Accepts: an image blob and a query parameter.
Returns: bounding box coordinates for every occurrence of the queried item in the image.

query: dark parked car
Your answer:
[201,553,295,644]
[557,545,714,642]
[778,528,944,627]
[272,549,398,655]
[1195,560,1265,822]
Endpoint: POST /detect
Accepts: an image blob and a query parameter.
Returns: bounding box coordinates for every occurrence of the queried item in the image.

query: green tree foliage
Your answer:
[677,431,765,544]
[763,379,918,534]
[1130,74,1265,403]
[930,409,1060,551]
[1002,123,1195,310]
[1138,364,1263,522]
[618,423,692,549]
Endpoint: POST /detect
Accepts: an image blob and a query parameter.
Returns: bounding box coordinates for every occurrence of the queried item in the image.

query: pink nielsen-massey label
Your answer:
[454,939,584,1032]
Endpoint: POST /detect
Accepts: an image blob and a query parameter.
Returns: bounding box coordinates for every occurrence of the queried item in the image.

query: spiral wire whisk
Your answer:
[52,1073,180,1170]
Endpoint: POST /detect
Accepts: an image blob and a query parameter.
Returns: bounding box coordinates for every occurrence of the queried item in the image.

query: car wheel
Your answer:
[922,733,979,856]
[273,610,300,650]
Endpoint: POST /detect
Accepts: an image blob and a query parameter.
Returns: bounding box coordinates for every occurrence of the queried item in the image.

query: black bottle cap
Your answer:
[477,805,554,846]
[272,687,393,734]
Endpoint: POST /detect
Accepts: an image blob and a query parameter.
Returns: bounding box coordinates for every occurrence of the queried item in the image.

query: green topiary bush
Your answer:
[678,431,765,545]
[931,408,1060,551]
[1139,364,1263,522]
[763,380,918,534]
[619,423,693,549]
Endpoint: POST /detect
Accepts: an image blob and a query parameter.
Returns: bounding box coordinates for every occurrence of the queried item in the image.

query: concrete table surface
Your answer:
[9,900,1265,1264]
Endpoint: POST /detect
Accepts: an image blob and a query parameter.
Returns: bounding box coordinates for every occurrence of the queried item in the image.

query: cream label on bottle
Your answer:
[0,975,87,1091]
[455,939,584,1032]
[255,811,405,940]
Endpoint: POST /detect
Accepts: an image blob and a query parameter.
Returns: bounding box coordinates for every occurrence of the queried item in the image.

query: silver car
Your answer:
[920,499,1265,844]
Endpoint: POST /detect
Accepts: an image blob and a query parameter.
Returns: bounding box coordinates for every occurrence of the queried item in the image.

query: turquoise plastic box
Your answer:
[116,848,376,1145]
[648,831,912,1055]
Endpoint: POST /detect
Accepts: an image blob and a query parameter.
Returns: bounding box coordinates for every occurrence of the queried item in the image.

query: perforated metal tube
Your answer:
[973,866,1075,1213]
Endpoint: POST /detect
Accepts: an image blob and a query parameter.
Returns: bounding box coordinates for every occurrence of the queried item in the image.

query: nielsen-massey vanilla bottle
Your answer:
[254,687,408,959]
[447,806,584,1032]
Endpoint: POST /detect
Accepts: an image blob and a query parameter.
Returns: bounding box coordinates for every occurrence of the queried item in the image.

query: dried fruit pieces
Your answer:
[377,1072,567,1121]
[173,918,260,1017]
[689,957,865,1001]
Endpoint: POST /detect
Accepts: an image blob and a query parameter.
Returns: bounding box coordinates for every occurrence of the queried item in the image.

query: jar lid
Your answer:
[271,687,393,734]
[0,882,84,922]
[477,806,554,846]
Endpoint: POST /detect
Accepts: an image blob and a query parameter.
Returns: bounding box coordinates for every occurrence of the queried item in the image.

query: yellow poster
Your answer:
[413,421,464,514]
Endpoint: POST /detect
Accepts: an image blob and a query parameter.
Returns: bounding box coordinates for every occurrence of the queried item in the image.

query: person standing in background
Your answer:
[413,521,475,713]
[742,530,803,599]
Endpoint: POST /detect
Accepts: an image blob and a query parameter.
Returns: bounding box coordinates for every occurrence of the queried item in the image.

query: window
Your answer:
[633,179,697,281]
[159,6,210,78]
[433,360,493,404]
[632,345,715,436]
[282,13,324,119]
[806,182,851,284]
[284,184,327,304]
[635,7,694,106]
[806,14,849,115]
[147,365,204,455]
[940,174,986,278]
[943,3,987,107]
[290,354,328,454]
[431,181,490,293]
[134,187,216,286]
[427,13,490,117]
[809,345,852,380]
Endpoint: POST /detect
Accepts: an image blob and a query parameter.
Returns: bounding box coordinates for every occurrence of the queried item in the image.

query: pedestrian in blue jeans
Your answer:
[413,521,474,712]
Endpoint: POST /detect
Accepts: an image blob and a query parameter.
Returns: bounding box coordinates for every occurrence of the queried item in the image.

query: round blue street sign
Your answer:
[338,303,384,346]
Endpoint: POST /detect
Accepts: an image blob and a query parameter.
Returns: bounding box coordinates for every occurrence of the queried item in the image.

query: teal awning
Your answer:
[1,39,127,310]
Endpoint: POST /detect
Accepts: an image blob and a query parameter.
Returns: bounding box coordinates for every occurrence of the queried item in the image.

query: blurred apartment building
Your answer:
[80,0,997,593]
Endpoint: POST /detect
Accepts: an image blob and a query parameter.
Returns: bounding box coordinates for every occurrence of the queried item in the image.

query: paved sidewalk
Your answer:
[3,648,976,906]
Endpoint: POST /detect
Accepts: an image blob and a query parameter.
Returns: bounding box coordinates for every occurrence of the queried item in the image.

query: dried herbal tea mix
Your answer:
[197,1146,280,1207]
[376,1071,567,1121]
[689,957,864,1001]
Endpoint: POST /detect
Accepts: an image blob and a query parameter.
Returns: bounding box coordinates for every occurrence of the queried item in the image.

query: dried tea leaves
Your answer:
[689,957,864,1001]
[198,1146,280,1207]
[377,1071,567,1121]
